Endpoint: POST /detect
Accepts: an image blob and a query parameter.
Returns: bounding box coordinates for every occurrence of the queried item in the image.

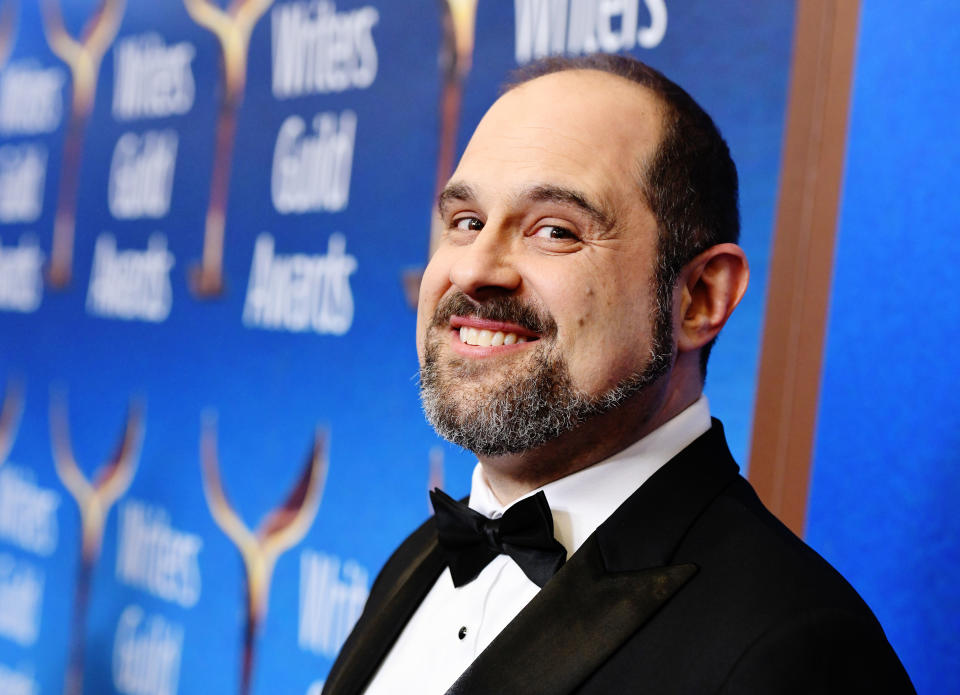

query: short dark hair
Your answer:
[507,54,740,376]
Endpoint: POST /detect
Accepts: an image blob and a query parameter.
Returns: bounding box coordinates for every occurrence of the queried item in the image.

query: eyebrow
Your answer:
[438,182,614,232]
[437,182,477,218]
[524,184,614,232]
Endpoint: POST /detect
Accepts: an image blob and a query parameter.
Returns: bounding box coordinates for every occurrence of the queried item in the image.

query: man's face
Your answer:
[417,70,673,456]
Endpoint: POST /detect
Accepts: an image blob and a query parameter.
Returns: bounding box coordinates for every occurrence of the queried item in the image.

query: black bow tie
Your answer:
[429,488,567,588]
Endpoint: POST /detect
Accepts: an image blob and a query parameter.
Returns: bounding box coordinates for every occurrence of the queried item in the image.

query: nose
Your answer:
[448,224,521,300]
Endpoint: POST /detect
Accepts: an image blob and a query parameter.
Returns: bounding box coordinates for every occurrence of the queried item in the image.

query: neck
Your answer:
[478,373,702,506]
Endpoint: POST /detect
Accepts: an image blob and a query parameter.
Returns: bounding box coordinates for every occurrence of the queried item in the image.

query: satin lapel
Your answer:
[446,537,698,695]
[598,419,740,570]
[323,536,446,695]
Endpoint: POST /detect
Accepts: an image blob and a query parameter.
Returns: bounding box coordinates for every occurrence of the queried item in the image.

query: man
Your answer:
[323,55,913,694]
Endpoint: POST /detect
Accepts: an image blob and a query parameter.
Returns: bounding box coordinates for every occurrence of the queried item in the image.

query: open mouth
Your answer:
[449,315,541,350]
[458,326,530,346]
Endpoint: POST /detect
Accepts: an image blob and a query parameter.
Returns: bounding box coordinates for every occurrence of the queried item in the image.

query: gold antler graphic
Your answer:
[50,391,143,695]
[435,0,479,202]
[183,0,274,297]
[201,414,327,695]
[403,0,479,308]
[0,377,24,467]
[0,0,19,70]
[40,0,125,289]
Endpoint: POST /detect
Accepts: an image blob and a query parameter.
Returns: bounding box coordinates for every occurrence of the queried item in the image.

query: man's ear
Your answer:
[676,243,749,353]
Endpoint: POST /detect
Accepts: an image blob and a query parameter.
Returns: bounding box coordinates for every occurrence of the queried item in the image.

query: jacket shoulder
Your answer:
[634,476,913,691]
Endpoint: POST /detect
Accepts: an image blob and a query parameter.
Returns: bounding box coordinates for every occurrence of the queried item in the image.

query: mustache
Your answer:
[430,291,557,338]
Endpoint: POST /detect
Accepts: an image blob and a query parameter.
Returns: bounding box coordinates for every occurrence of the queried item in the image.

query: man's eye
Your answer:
[533,225,578,240]
[454,217,483,232]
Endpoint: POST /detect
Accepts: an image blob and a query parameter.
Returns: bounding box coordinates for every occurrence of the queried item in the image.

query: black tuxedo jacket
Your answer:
[323,422,914,694]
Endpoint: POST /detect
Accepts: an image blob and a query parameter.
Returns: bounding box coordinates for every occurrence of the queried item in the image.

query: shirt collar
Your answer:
[468,395,712,558]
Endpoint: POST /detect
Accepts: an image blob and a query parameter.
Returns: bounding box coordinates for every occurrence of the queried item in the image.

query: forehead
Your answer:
[453,70,664,200]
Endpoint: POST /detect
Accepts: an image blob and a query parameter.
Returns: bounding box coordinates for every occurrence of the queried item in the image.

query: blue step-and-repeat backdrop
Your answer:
[0,1,814,693]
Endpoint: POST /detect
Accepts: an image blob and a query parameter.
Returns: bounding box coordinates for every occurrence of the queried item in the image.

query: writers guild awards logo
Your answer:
[49,391,143,695]
[40,0,126,289]
[402,0,479,308]
[200,413,328,695]
[183,0,274,298]
[0,376,24,467]
[0,0,17,70]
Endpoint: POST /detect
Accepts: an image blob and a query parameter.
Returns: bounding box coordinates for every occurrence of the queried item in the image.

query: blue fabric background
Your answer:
[806,2,960,692]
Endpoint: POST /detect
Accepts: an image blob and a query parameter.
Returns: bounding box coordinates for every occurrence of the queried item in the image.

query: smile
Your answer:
[447,315,540,355]
[459,327,529,346]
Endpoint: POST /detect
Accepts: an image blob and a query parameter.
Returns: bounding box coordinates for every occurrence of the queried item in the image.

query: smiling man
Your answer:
[322,55,913,695]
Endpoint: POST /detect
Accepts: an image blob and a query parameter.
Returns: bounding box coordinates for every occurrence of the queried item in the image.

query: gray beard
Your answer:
[419,293,673,457]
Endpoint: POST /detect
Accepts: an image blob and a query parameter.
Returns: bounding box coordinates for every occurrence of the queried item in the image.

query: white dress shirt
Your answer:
[363,396,712,695]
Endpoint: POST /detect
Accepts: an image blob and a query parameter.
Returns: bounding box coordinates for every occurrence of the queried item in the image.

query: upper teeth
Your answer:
[459,327,529,347]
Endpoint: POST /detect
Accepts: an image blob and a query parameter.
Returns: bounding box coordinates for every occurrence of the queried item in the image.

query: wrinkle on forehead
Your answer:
[455,131,628,219]
[466,124,632,171]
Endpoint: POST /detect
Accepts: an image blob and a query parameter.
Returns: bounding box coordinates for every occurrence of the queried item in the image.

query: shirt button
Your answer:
[458,626,467,640]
